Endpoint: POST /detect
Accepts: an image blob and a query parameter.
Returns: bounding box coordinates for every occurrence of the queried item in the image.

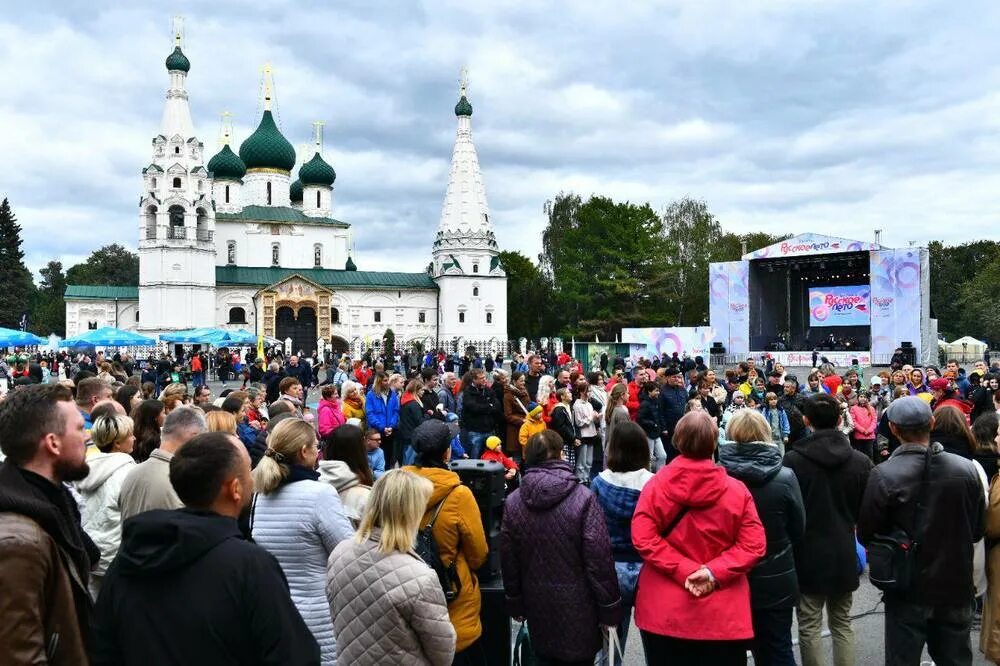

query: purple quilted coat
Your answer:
[500,459,623,662]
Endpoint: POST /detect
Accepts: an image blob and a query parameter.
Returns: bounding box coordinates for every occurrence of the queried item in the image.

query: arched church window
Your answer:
[473,264,479,274]
[135,311,140,322]
[266,181,272,205]
[418,311,426,323]
[172,177,181,188]
[228,307,247,324]
[174,146,180,154]
[168,205,184,227]
[331,307,340,324]
[271,243,280,266]
[314,244,322,267]
[224,185,230,204]
[151,178,157,189]
[145,206,157,240]
[458,312,465,324]
[473,286,479,297]
[316,191,321,208]
[486,312,493,324]
[227,241,236,265]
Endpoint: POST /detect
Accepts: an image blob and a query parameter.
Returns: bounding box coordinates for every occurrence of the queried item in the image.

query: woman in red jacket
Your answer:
[632,410,767,664]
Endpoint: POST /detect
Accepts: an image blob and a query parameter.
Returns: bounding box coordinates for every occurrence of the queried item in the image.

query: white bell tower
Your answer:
[138,19,217,333]
[432,69,507,343]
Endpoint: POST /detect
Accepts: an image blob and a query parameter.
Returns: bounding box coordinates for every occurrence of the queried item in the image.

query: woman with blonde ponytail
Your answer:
[250,418,353,664]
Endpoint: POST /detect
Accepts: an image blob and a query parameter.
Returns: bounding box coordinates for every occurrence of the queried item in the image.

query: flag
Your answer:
[257,335,264,360]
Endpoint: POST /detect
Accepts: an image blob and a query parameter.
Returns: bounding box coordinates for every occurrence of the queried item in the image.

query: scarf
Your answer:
[344,395,364,411]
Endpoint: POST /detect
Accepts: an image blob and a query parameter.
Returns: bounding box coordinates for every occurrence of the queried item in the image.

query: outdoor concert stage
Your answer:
[708,233,935,367]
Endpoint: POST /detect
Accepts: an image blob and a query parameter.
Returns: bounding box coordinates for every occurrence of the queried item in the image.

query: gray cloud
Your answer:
[2,0,1000,280]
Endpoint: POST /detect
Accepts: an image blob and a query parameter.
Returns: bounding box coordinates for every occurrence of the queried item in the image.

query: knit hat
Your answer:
[486,435,502,451]
[527,401,543,418]
[929,377,950,392]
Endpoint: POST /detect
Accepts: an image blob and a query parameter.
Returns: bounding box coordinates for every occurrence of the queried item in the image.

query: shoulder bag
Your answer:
[868,446,932,592]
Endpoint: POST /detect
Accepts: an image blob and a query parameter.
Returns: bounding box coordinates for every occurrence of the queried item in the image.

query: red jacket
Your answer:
[934,397,973,422]
[481,449,518,472]
[626,381,642,420]
[632,456,766,641]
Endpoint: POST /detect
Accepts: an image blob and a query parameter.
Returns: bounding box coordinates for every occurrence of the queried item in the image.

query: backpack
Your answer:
[414,486,462,603]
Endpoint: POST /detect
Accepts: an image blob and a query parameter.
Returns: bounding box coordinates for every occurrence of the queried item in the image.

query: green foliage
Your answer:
[0,199,37,330]
[383,328,396,353]
[931,240,1000,342]
[66,243,139,286]
[31,261,67,336]
[498,250,551,340]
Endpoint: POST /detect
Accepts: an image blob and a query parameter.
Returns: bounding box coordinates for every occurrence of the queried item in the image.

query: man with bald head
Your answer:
[91,432,319,664]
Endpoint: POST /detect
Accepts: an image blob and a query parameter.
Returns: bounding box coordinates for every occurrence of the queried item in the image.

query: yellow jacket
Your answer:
[403,465,489,652]
[518,417,547,447]
[341,397,366,426]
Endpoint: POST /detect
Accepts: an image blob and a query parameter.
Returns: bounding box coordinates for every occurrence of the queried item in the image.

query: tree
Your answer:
[499,250,551,340]
[383,328,396,354]
[66,243,139,286]
[31,260,67,336]
[659,197,723,326]
[929,240,1000,341]
[0,199,36,329]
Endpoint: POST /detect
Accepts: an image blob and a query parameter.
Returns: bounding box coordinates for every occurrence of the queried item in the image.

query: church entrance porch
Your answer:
[259,275,332,355]
[276,306,317,356]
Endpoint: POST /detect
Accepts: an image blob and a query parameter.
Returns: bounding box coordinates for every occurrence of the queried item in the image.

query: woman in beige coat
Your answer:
[326,469,456,666]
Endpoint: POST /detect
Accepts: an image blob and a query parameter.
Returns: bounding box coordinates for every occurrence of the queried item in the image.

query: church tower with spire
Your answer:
[432,71,508,343]
[137,21,217,333]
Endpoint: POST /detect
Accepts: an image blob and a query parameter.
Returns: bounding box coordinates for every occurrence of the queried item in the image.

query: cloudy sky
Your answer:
[2,0,1000,279]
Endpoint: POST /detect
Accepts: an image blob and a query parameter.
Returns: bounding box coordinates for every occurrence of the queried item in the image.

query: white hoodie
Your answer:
[317,460,371,525]
[76,451,135,575]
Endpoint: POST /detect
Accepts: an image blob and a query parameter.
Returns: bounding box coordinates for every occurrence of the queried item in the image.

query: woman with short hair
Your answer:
[501,430,623,664]
[251,418,354,664]
[78,413,137,599]
[719,409,805,666]
[632,411,767,664]
[326,470,456,665]
[340,380,366,426]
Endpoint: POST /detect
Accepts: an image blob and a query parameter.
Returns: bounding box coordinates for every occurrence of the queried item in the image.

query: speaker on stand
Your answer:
[450,459,510,666]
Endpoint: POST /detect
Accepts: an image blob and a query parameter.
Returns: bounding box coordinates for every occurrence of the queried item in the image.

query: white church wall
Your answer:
[215,220,349,269]
[436,275,507,342]
[65,300,140,338]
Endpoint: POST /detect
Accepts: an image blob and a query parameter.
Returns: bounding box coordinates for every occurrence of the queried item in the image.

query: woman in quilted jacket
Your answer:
[404,420,489,664]
[632,410,767,664]
[326,469,456,666]
[501,429,624,664]
[250,418,354,665]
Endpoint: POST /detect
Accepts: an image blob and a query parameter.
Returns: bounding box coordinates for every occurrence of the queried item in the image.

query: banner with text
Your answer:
[808,285,871,327]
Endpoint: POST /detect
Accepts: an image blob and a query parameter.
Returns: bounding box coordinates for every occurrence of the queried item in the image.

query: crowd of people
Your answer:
[1,344,1000,665]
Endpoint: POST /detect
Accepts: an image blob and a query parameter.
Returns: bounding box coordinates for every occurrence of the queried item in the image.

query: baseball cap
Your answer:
[886,396,933,428]
[928,377,950,392]
[870,376,882,385]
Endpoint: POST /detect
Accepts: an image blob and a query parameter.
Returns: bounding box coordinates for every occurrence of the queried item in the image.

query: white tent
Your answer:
[944,336,987,360]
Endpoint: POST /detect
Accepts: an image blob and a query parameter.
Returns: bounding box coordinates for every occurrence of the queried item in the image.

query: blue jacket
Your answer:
[761,406,791,439]
[365,390,400,433]
[658,386,688,435]
[591,469,655,562]
[236,421,257,449]
[367,447,386,480]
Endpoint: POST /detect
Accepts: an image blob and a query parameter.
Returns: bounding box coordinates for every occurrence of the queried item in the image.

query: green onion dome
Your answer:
[345,256,357,271]
[455,95,473,117]
[238,110,296,173]
[165,46,190,73]
[290,178,303,203]
[206,145,246,181]
[298,152,336,186]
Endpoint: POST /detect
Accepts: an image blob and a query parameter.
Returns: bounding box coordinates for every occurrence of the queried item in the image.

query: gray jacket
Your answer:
[326,532,456,665]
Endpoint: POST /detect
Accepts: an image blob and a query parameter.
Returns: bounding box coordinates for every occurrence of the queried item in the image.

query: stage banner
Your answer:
[709,262,730,345]
[808,285,871,327]
[727,261,750,356]
[621,327,716,364]
[745,233,879,260]
[869,249,923,357]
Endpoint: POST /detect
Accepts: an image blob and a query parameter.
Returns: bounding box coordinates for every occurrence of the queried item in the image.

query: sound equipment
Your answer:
[900,342,915,365]
[479,577,512,666]
[450,459,506,582]
[711,342,726,353]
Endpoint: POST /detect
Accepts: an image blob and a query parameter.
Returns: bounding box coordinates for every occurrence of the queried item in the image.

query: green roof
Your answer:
[299,152,336,186]
[238,110,296,172]
[215,265,437,290]
[65,285,139,300]
[289,179,303,203]
[216,205,348,228]
[455,95,473,117]
[206,144,246,181]
[345,255,357,271]
[165,46,190,73]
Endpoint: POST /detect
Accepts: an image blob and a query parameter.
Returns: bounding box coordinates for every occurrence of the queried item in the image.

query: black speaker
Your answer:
[901,341,913,348]
[450,459,506,582]
[479,577,512,666]
[711,342,726,353]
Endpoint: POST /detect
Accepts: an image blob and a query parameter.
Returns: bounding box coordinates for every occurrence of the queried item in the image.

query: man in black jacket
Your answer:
[90,432,319,665]
[658,367,687,463]
[858,397,985,665]
[783,393,872,666]
[461,368,497,459]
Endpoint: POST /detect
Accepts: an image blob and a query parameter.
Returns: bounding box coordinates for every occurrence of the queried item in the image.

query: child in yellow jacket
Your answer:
[518,402,547,449]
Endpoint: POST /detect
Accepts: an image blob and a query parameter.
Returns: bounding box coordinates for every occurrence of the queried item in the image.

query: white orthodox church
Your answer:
[64,32,507,355]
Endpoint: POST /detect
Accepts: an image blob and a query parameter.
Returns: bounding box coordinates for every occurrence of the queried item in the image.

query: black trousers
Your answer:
[750,607,795,666]
[884,599,973,666]
[640,630,747,666]
[452,637,487,666]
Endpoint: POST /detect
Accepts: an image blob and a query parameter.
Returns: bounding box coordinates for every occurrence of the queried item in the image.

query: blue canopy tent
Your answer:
[160,328,257,346]
[226,329,259,345]
[0,327,46,347]
[62,327,158,347]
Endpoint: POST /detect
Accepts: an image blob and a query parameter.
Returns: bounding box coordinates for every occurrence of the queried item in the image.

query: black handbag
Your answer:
[868,446,932,592]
